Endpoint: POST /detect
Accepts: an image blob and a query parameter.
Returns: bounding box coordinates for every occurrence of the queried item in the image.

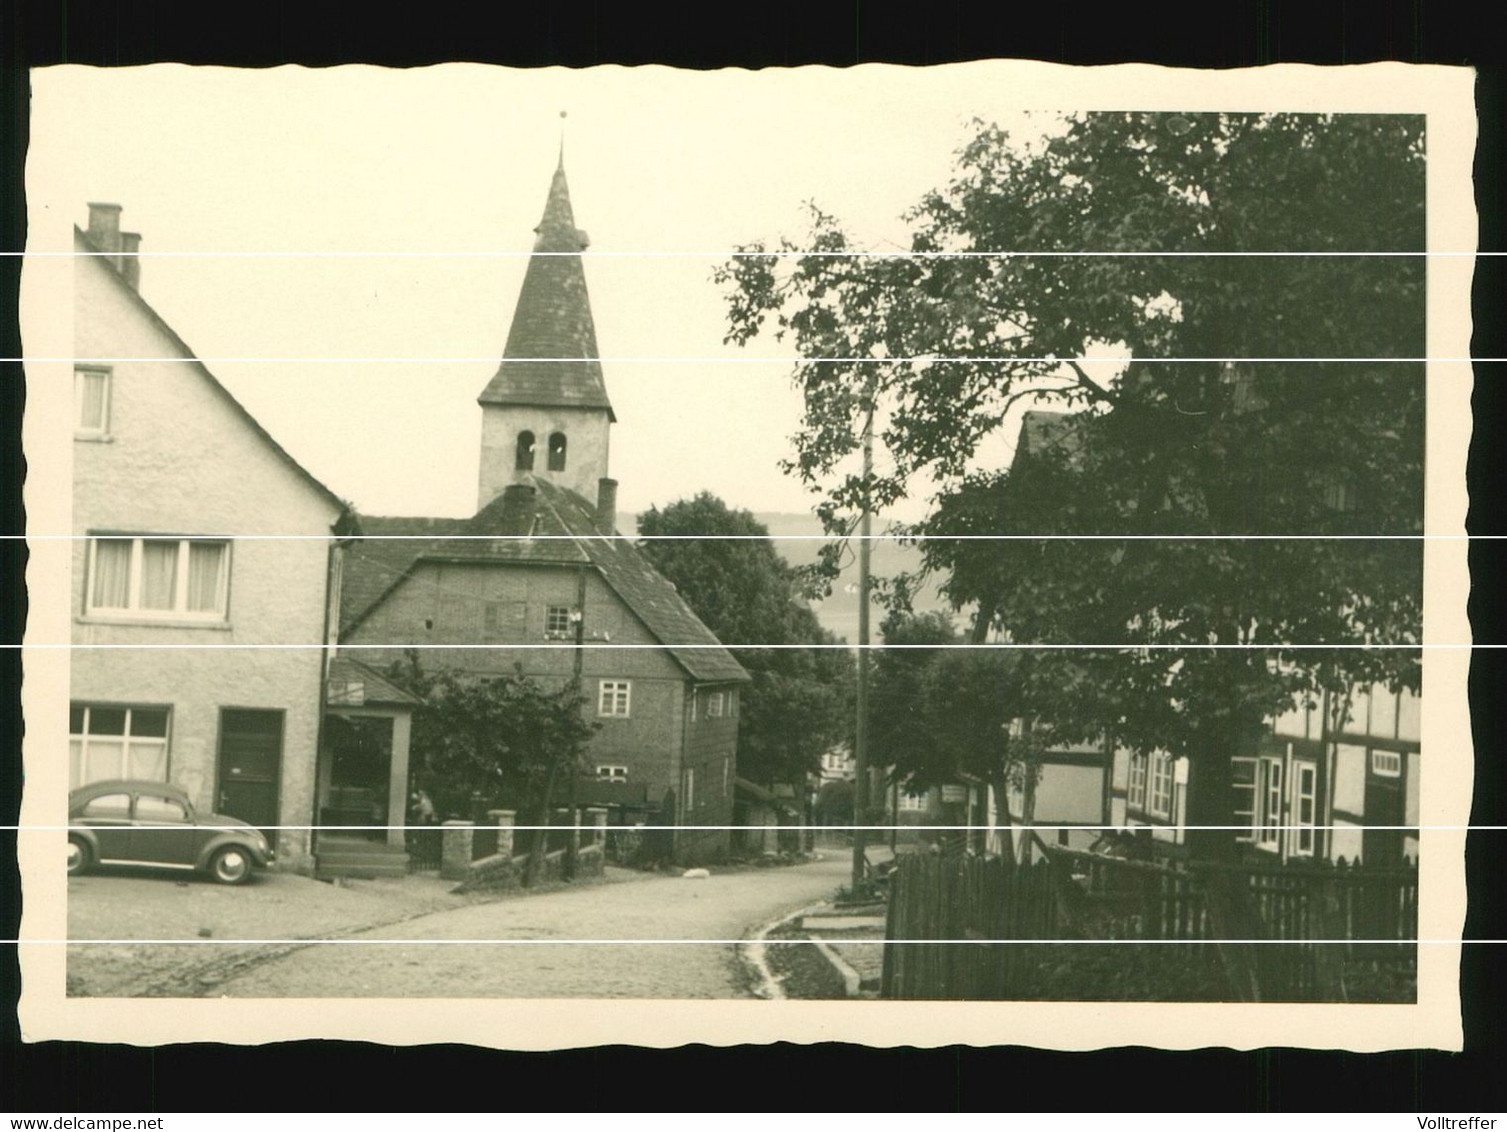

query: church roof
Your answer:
[477,157,616,421]
[341,476,749,685]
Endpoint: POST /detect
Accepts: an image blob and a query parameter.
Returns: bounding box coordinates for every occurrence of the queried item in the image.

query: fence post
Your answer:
[440,819,476,881]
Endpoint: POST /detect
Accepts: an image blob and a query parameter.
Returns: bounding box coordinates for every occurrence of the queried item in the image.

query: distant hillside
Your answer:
[618,509,956,644]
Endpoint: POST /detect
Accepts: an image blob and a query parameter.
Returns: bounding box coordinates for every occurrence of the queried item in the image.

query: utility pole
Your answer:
[850,393,875,899]
[527,563,588,887]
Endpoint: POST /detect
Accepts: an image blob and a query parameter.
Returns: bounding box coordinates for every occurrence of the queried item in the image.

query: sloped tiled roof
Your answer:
[477,158,616,421]
[326,656,424,707]
[341,476,748,685]
[1015,410,1083,463]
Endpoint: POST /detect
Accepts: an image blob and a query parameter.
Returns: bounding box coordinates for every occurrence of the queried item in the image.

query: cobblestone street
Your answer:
[211,855,852,998]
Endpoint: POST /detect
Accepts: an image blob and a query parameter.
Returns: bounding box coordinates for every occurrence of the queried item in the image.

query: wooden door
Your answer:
[216,709,284,838]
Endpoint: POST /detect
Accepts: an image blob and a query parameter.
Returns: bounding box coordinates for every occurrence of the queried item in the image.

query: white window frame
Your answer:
[682,767,695,812]
[85,536,231,622]
[597,680,631,718]
[1231,756,1258,843]
[74,366,112,438]
[899,790,926,812]
[708,691,726,718]
[1371,749,1403,778]
[595,765,628,783]
[689,690,697,722]
[1291,762,1318,857]
[69,703,170,789]
[1147,751,1174,818]
[1127,753,1148,810]
[1257,755,1284,851]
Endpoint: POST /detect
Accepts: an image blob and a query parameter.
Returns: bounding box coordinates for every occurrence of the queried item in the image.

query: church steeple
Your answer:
[477,155,615,419]
[477,152,616,510]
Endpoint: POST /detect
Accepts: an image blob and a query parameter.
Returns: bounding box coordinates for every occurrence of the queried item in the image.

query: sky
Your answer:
[29,64,1062,523]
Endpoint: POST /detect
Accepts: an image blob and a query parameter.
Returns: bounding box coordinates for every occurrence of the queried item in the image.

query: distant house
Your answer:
[337,157,749,862]
[989,410,1422,866]
[69,204,361,873]
[1106,683,1421,864]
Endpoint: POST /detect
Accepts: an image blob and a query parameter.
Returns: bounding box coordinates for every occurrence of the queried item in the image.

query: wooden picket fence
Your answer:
[881,849,1418,1001]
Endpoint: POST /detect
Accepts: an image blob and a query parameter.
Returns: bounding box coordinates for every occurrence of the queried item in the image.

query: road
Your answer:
[215,855,854,998]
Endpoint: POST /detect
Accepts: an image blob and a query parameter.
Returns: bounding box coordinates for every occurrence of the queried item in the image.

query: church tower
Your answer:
[477,152,616,510]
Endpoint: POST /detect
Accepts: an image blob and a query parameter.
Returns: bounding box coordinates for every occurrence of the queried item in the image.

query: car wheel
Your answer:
[209,845,253,885]
[67,836,91,876]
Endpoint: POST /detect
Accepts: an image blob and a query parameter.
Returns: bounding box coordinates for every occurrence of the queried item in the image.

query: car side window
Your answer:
[134,795,187,822]
[81,793,130,819]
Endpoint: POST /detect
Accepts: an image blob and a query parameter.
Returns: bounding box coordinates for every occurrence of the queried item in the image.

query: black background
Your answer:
[2,0,1504,1114]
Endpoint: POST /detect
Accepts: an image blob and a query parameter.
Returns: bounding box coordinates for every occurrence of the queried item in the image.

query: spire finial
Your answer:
[558,110,567,168]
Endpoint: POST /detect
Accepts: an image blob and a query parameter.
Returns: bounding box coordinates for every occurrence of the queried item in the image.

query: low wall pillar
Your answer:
[440,819,475,881]
[487,809,517,858]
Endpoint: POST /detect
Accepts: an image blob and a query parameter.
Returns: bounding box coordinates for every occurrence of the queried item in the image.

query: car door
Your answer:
[76,791,133,860]
[129,792,200,866]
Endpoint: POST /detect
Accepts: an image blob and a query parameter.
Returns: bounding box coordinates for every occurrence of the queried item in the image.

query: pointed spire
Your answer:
[479,147,615,420]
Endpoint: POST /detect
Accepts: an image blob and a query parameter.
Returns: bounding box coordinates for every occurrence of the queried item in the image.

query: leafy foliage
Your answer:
[388,652,600,821]
[717,113,1425,857]
[637,492,854,787]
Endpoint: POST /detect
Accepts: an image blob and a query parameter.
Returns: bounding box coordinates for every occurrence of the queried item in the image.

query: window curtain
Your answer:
[91,540,131,608]
[140,541,179,610]
[77,371,106,430]
[186,542,224,613]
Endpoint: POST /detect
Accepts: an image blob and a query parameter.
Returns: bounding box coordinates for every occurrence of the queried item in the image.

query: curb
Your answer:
[738,900,829,1001]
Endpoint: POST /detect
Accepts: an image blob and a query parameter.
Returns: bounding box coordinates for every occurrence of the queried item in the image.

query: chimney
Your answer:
[499,483,538,535]
[86,203,123,261]
[118,232,142,290]
[595,477,618,533]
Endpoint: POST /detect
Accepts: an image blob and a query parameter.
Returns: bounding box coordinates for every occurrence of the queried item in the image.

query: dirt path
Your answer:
[214,856,852,998]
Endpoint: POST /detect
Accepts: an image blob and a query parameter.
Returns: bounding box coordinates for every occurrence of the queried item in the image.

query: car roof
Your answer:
[69,779,192,804]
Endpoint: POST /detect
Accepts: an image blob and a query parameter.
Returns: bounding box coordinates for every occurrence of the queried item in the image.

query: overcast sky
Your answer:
[30,65,1070,522]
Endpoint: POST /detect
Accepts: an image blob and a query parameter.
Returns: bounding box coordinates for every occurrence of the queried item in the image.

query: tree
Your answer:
[637,492,854,787]
[717,113,1425,859]
[389,652,600,827]
[870,611,1056,862]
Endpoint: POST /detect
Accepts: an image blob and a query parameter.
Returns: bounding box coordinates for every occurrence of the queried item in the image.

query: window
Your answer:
[708,691,726,718]
[1127,753,1148,810]
[483,602,501,635]
[688,691,697,722]
[74,366,111,437]
[1258,756,1284,850]
[515,430,536,471]
[69,704,169,789]
[81,793,130,819]
[86,537,229,620]
[1371,749,1403,777]
[1147,752,1174,818]
[598,680,631,717]
[682,767,695,812]
[547,432,567,472]
[134,794,187,822]
[545,605,573,637]
[1231,757,1258,843]
[899,790,926,812]
[1292,763,1317,856]
[723,757,729,796]
[596,765,628,783]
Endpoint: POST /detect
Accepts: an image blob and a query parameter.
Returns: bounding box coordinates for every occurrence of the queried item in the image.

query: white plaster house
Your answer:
[70,203,357,872]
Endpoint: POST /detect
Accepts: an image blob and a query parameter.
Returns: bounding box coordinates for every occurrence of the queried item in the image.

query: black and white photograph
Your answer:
[16,61,1474,1049]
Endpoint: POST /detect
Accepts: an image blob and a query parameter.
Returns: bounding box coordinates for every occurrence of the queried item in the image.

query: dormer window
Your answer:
[547,431,567,472]
[515,430,536,471]
[75,366,111,438]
